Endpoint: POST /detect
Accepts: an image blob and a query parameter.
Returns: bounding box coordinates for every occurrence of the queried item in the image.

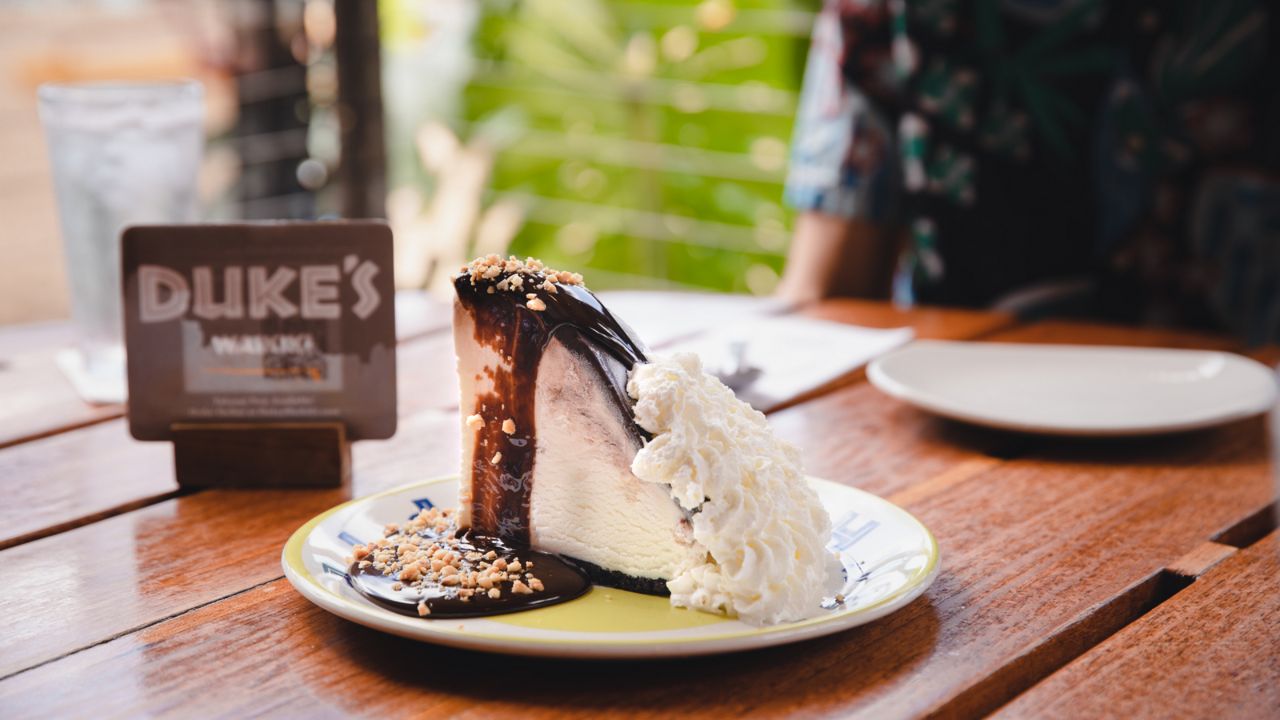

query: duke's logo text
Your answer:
[138,255,381,322]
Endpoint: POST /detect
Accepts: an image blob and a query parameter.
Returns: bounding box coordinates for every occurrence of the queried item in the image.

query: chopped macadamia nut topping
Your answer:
[460,255,585,295]
[501,418,516,434]
[526,297,547,312]
[347,506,554,616]
[491,451,502,464]
[465,414,484,430]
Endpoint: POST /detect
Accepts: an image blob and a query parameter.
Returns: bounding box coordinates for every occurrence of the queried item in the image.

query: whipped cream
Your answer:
[627,353,839,625]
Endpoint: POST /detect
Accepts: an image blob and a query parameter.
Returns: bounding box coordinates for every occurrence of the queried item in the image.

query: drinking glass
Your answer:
[38,80,204,402]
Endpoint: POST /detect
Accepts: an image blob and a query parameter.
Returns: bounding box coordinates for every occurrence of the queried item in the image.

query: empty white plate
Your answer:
[868,340,1277,436]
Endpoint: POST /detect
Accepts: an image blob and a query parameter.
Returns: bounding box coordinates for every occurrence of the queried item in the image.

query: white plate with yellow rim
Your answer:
[282,475,939,658]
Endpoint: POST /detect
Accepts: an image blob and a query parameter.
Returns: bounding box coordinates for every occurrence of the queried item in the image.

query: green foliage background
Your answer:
[462,0,816,292]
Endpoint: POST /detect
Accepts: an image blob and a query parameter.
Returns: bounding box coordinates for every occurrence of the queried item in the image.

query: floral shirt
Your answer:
[786,0,1280,343]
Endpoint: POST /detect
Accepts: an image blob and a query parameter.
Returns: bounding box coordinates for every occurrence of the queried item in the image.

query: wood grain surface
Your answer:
[994,531,1280,720]
[1,421,1271,719]
[982,319,1241,352]
[0,324,122,449]
[1,299,1275,720]
[0,299,1011,688]
[801,299,1014,340]
[0,410,460,678]
[0,420,174,550]
[770,382,1013,499]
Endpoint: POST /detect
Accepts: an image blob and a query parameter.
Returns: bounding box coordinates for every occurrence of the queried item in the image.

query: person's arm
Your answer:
[779,1,896,304]
[777,212,888,303]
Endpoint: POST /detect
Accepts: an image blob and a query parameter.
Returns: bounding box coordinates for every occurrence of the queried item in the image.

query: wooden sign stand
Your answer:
[171,422,351,489]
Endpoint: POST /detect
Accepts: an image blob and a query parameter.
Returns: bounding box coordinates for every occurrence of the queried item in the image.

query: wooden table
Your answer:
[1,294,1276,719]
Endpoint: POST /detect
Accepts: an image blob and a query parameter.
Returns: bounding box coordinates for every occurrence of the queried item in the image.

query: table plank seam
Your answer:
[1211,500,1278,550]
[0,574,282,685]
[0,486,185,551]
[0,411,122,453]
[991,530,1280,718]
[939,567,1197,718]
[987,525,1280,717]
[968,510,1280,719]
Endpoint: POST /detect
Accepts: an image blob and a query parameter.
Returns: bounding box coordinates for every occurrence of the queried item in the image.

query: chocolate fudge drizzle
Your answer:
[454,266,648,547]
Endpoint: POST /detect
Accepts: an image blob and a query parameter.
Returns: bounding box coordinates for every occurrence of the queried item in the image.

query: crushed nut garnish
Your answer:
[526,297,547,312]
[348,506,554,616]
[491,451,502,464]
[501,418,516,434]
[460,255,585,294]
[465,414,484,430]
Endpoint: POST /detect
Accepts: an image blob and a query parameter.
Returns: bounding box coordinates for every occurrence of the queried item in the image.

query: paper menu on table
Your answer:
[662,315,915,411]
[599,291,792,348]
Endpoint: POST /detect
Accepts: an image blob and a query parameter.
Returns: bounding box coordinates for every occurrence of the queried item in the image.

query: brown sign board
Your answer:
[122,222,397,443]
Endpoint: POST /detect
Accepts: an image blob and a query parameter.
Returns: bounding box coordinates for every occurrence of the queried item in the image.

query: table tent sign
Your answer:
[121,222,397,487]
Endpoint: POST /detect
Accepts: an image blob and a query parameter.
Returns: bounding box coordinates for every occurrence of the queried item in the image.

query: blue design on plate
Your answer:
[409,497,435,520]
[830,512,880,551]
[338,531,363,547]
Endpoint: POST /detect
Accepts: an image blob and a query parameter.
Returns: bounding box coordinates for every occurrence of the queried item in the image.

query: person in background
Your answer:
[779,0,1280,345]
